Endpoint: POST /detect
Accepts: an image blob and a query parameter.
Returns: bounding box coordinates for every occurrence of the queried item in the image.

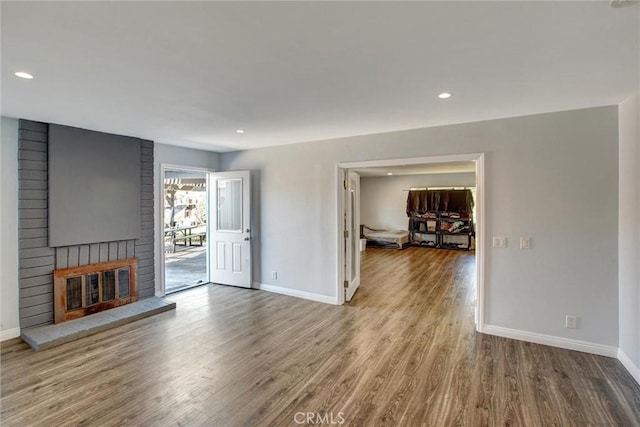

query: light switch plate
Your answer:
[520,237,531,250]
[493,237,507,248]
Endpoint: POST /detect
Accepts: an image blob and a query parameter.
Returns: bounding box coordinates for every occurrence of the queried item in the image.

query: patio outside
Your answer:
[165,245,207,293]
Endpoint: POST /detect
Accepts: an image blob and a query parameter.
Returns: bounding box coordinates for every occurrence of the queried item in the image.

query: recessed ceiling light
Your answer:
[387,172,393,176]
[15,71,34,79]
[438,92,453,99]
[236,129,245,134]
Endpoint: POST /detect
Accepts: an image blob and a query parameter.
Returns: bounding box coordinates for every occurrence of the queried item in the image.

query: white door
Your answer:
[209,171,252,288]
[344,170,361,301]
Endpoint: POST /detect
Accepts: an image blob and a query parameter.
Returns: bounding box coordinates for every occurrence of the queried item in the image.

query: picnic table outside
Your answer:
[164,224,207,253]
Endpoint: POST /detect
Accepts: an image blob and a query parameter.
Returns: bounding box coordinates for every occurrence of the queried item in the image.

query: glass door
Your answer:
[163,168,209,293]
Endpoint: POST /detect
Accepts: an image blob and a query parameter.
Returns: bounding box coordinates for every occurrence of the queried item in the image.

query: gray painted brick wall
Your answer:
[136,140,155,298]
[17,120,155,329]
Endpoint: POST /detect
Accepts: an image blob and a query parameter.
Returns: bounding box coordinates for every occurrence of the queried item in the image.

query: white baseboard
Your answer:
[618,348,640,385]
[481,324,618,358]
[1,327,21,342]
[253,282,339,305]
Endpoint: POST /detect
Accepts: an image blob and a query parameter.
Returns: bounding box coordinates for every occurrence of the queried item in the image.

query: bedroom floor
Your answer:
[1,248,639,426]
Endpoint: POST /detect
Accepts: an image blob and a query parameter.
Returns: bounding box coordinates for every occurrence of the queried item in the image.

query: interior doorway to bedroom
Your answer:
[337,153,485,330]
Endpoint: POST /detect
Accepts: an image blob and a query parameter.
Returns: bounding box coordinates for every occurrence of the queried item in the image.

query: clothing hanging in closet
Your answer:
[406,189,474,217]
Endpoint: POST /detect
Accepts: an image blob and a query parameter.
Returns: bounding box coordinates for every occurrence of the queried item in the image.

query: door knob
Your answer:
[244,237,250,241]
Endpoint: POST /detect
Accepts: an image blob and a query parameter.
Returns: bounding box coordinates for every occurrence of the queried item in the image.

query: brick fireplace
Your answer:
[17,120,155,329]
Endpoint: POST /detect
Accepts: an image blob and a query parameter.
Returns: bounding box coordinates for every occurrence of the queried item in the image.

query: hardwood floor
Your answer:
[2,247,639,426]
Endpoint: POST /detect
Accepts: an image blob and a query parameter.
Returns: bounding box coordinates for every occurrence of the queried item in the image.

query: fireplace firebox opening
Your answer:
[53,258,138,324]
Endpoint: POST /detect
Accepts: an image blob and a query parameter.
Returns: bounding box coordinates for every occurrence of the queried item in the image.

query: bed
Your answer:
[362,225,410,250]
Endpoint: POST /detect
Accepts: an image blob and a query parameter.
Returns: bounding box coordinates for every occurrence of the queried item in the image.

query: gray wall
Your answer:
[48,124,141,247]
[1,117,20,339]
[360,173,476,230]
[221,106,619,348]
[17,120,154,329]
[618,93,640,381]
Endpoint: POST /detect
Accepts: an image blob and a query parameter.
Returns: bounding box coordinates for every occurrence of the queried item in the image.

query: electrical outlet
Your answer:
[520,237,531,250]
[565,315,577,329]
[271,271,277,280]
[493,237,507,248]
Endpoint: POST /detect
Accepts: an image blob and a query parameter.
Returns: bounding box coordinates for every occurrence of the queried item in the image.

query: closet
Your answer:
[406,189,474,250]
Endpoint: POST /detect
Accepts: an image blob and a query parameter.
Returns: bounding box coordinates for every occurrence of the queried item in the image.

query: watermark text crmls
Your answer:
[294,411,346,425]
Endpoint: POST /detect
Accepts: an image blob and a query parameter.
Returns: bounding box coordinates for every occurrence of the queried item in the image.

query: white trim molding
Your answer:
[474,153,485,331]
[1,327,21,342]
[618,349,640,385]
[482,324,618,358]
[337,153,485,169]
[253,282,339,305]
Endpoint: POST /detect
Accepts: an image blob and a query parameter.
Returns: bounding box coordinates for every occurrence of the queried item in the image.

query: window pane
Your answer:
[217,178,242,232]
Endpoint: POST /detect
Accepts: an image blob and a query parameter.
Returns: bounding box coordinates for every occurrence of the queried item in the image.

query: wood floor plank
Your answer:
[2,247,639,426]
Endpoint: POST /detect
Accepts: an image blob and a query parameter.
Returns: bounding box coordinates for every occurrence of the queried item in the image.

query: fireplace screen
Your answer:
[118,269,130,298]
[86,273,100,306]
[102,270,115,302]
[54,258,137,323]
[66,276,83,311]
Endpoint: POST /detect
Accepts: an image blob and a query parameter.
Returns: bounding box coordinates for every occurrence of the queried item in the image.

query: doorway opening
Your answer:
[163,168,209,293]
[337,153,485,331]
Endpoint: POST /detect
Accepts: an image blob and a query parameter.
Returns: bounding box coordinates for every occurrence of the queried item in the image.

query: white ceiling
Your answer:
[1,2,638,152]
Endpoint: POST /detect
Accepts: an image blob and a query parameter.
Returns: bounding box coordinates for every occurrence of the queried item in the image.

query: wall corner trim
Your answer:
[252,282,339,305]
[481,324,618,358]
[618,348,640,386]
[0,327,21,342]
